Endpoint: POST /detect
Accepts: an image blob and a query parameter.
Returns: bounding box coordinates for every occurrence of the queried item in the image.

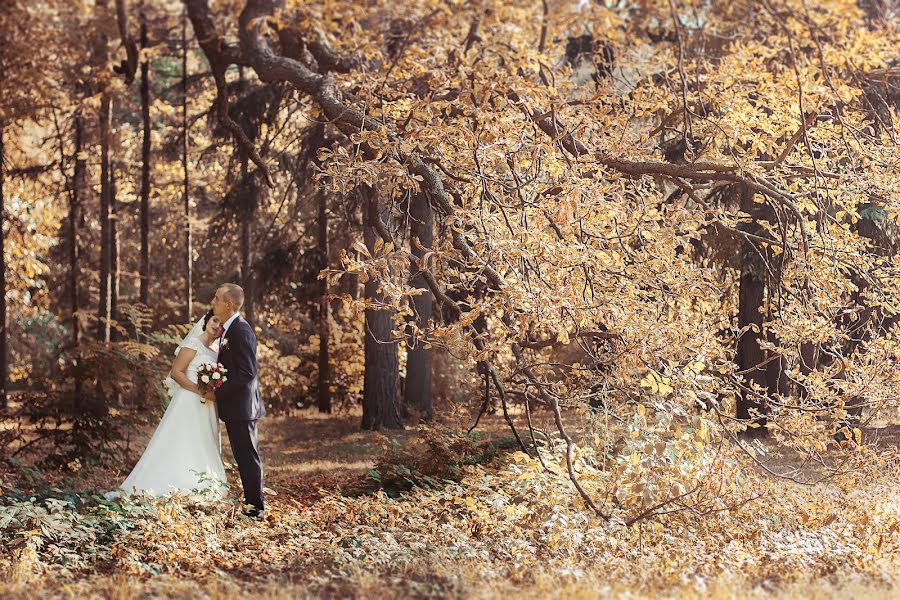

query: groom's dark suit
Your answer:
[215,315,266,513]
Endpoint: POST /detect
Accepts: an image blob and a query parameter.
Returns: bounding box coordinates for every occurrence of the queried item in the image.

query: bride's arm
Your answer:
[170,347,201,395]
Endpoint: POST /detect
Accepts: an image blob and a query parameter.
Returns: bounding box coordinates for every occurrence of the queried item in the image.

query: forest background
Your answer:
[0,0,899,597]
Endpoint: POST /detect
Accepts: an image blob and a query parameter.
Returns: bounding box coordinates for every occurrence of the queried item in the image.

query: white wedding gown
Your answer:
[109,337,227,499]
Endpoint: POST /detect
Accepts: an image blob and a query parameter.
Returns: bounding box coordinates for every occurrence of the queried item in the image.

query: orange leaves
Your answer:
[551,190,580,227]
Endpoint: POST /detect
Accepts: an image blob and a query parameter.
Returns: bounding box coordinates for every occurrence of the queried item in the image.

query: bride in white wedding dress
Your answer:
[108,311,228,499]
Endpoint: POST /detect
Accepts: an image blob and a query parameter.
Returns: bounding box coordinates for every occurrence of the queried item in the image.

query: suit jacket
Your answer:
[214,316,266,422]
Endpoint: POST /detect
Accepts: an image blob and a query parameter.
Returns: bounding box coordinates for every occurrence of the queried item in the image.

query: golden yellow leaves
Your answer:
[640,371,674,396]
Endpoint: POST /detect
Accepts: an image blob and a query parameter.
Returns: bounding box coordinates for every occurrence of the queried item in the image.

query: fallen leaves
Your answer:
[2,440,899,597]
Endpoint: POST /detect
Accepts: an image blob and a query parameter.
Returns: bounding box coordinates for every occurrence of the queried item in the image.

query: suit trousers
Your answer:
[224,419,264,512]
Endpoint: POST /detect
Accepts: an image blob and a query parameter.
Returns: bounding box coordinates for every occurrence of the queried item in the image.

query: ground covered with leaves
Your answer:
[2,410,899,599]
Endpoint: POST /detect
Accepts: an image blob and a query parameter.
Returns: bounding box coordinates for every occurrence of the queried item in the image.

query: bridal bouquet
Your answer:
[197,362,228,402]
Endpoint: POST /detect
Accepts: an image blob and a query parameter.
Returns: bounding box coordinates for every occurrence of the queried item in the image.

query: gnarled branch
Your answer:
[114,0,139,84]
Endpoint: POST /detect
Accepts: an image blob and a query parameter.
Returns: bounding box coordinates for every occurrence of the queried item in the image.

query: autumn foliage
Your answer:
[1,0,899,596]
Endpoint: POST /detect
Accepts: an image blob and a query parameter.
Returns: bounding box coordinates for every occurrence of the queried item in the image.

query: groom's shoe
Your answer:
[242,508,265,520]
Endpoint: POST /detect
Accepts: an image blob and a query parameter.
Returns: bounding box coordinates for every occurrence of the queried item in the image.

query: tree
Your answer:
[0,121,6,411]
[138,0,151,307]
[110,161,120,338]
[314,123,332,414]
[316,185,331,414]
[182,0,900,513]
[404,192,434,422]
[362,187,402,430]
[181,5,193,321]
[734,185,769,435]
[94,0,113,343]
[238,151,255,325]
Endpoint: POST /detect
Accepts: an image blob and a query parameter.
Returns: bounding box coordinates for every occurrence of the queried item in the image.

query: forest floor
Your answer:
[1,405,900,599]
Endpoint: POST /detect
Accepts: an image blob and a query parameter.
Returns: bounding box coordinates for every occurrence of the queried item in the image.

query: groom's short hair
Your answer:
[221,283,245,309]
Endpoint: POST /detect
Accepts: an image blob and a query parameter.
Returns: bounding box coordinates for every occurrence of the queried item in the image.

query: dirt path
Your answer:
[219,407,521,507]
[247,410,378,504]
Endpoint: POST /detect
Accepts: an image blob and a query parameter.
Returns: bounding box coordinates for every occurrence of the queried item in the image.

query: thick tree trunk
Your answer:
[362,190,402,430]
[316,189,331,413]
[403,192,434,422]
[182,7,193,321]
[735,186,768,435]
[98,93,112,343]
[138,3,151,306]
[736,269,767,427]
[0,123,7,410]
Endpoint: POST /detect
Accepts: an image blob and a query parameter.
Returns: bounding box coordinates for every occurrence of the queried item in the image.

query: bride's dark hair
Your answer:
[202,308,215,330]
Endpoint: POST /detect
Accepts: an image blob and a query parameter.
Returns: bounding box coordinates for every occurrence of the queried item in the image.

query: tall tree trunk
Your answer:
[0,122,7,410]
[403,192,434,422]
[98,93,112,343]
[236,65,255,324]
[94,0,112,342]
[735,185,768,436]
[71,115,86,401]
[336,193,364,309]
[110,162,120,338]
[362,189,402,430]
[239,153,254,324]
[138,1,151,306]
[316,188,331,413]
[71,116,85,347]
[182,6,192,320]
[240,200,254,323]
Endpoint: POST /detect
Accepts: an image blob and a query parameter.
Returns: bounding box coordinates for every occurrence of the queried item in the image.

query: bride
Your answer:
[108,310,228,498]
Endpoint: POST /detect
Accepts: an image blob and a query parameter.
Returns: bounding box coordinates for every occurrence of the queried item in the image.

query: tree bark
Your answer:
[70,115,86,402]
[337,198,362,310]
[239,152,255,324]
[98,92,112,343]
[0,122,7,410]
[71,116,85,347]
[114,0,139,84]
[110,161,120,338]
[138,2,151,306]
[362,189,402,430]
[316,187,331,413]
[735,185,768,436]
[403,192,434,422]
[765,261,788,399]
[94,0,112,342]
[182,6,193,321]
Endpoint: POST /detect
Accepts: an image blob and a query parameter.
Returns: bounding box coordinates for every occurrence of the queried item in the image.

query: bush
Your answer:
[2,306,180,467]
[365,427,519,497]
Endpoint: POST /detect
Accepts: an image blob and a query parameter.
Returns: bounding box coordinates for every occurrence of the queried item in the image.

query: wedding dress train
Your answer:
[109,336,227,498]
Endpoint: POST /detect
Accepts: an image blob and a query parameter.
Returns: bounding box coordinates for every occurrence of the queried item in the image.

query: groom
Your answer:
[207,283,266,519]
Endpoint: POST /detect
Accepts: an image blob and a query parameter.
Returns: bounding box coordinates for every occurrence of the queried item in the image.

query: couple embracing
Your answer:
[110,283,267,519]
